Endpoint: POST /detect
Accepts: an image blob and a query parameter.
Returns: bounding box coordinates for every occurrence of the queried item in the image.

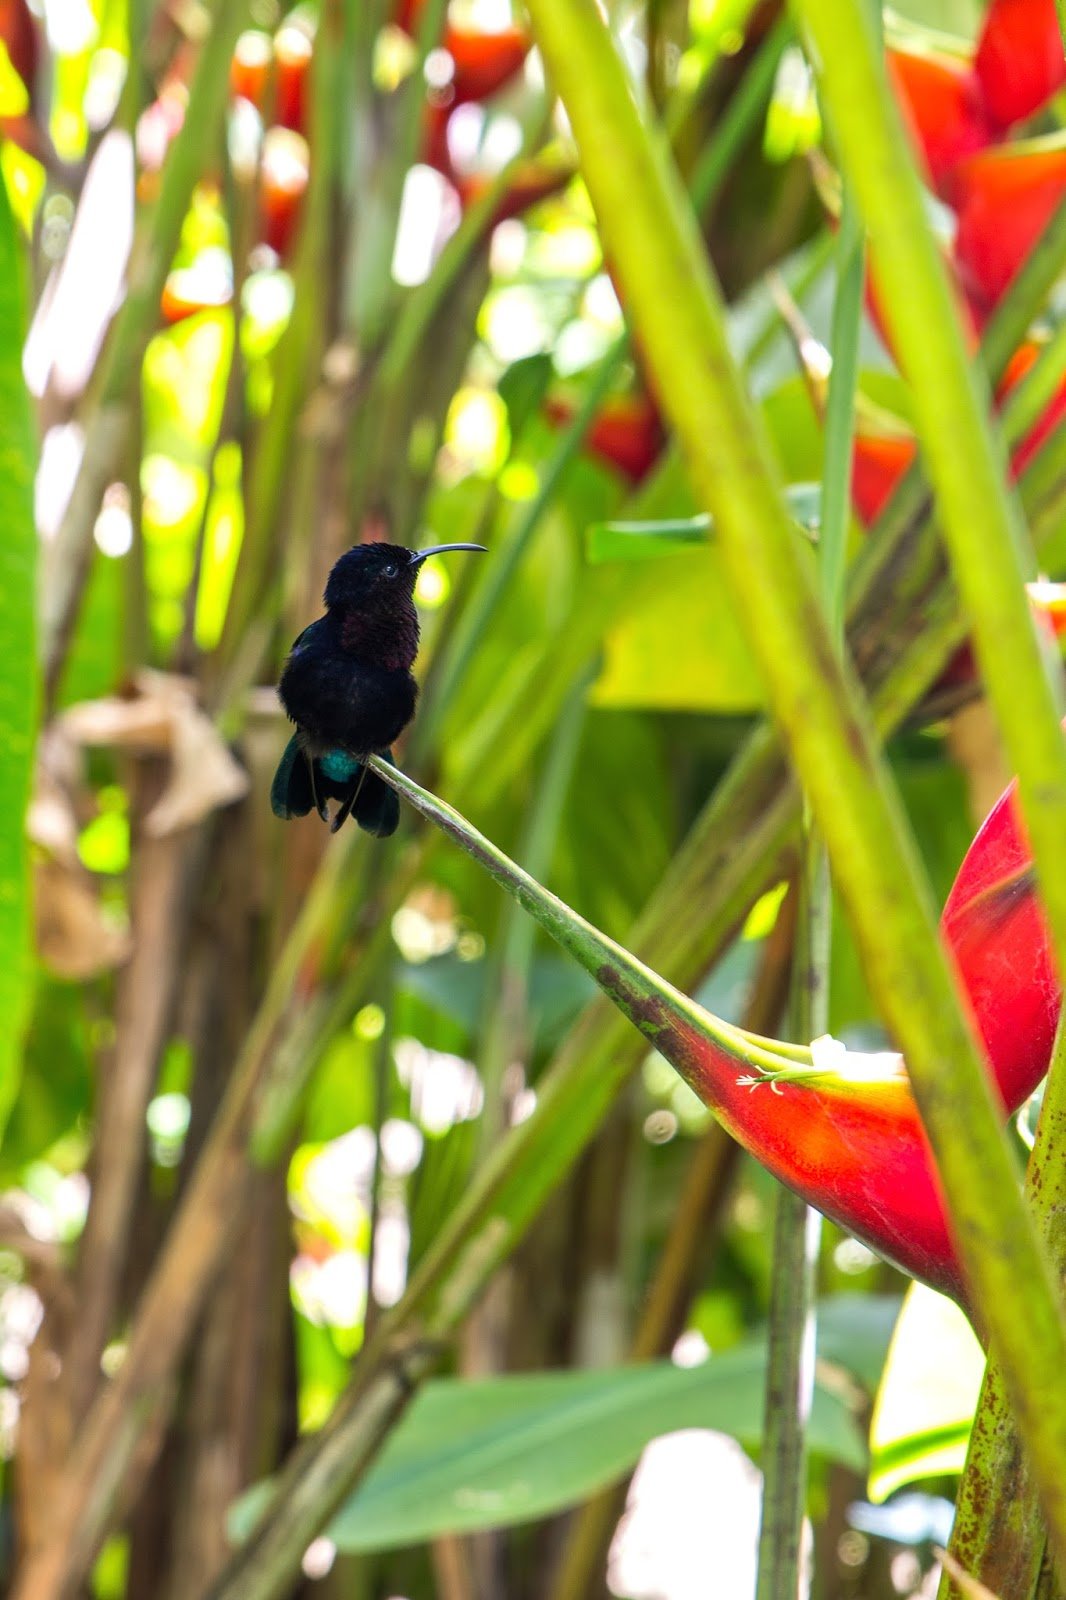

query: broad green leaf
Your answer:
[229,1344,865,1552]
[868,1282,985,1502]
[586,517,710,563]
[585,484,820,565]
[0,177,37,1138]
[815,1293,902,1396]
[589,544,763,712]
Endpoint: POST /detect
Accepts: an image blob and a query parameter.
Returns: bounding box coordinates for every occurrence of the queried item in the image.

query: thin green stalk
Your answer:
[795,0,1066,984]
[757,160,863,1600]
[525,0,1066,1566]
[999,319,1066,451]
[818,198,864,638]
[40,0,251,701]
[687,14,793,213]
[755,863,824,1600]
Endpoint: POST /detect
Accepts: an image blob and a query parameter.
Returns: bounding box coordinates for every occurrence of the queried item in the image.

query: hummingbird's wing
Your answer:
[270,733,315,819]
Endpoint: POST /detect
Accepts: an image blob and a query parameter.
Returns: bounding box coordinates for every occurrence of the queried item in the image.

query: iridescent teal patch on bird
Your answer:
[318,748,361,783]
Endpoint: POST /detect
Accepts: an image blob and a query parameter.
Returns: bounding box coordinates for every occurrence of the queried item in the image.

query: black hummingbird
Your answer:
[271,540,486,835]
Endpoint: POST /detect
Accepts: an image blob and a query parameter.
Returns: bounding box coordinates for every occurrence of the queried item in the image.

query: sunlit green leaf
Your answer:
[229,1342,865,1552]
[869,1283,985,1502]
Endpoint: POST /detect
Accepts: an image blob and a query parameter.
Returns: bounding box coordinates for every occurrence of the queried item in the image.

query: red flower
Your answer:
[955,138,1066,313]
[887,44,992,201]
[661,770,1058,1303]
[545,391,665,484]
[259,127,309,258]
[444,23,530,105]
[850,431,917,526]
[975,0,1066,131]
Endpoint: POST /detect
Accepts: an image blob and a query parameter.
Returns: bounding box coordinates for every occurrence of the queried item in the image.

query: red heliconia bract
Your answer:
[258,127,309,257]
[230,30,273,110]
[998,339,1066,475]
[647,771,1059,1305]
[886,44,993,201]
[545,391,665,484]
[0,0,36,96]
[850,431,917,526]
[274,22,313,135]
[975,0,1066,131]
[955,139,1066,312]
[445,23,530,104]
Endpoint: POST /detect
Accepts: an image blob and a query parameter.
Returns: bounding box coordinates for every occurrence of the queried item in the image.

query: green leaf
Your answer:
[0,176,38,1138]
[815,1293,903,1396]
[229,1344,865,1552]
[868,1282,985,1502]
[585,484,821,565]
[585,517,710,563]
[589,544,764,712]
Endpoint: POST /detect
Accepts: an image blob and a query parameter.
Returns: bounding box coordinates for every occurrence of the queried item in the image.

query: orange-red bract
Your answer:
[955,140,1066,312]
[975,0,1066,131]
[545,391,664,484]
[259,127,310,257]
[886,44,992,201]
[445,23,530,104]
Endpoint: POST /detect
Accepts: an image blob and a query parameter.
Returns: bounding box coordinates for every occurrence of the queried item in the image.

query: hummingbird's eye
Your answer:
[382,562,399,578]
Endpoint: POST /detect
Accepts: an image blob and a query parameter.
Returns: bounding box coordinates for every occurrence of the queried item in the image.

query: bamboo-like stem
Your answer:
[7,831,361,1600]
[941,1001,1066,1600]
[794,0,1066,980]
[523,0,1066,1564]
[756,168,862,1600]
[39,0,251,701]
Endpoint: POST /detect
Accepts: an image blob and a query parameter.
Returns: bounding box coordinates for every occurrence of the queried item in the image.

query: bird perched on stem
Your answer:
[271,540,486,834]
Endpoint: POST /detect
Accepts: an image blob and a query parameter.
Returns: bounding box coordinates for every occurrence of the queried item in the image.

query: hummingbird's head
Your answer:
[324,541,486,613]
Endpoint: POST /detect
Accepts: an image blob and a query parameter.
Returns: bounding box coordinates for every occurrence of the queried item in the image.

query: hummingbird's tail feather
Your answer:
[271,737,399,836]
[349,751,400,837]
[270,735,315,819]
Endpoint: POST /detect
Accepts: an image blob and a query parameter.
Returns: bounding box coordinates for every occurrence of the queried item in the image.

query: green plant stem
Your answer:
[942,1003,1066,1600]
[755,860,825,1600]
[40,0,251,703]
[525,0,1066,1565]
[686,13,793,211]
[756,159,862,1600]
[796,0,1066,980]
[999,320,1066,452]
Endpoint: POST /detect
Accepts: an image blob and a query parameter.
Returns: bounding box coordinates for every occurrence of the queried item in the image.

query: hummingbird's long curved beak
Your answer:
[408,542,488,566]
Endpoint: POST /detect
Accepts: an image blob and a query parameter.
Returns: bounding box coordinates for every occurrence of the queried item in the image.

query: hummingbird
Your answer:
[271,540,486,835]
